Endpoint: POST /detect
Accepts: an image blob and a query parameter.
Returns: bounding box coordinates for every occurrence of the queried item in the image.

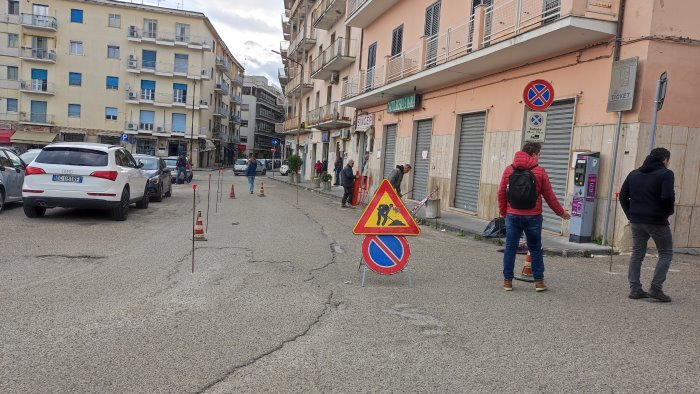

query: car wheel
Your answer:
[111,188,130,221]
[153,184,163,202]
[262,169,267,175]
[23,202,46,218]
[0,189,4,214]
[135,186,150,209]
[164,183,172,197]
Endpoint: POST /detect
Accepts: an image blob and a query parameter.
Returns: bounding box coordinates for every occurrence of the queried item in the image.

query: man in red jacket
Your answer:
[498,142,570,292]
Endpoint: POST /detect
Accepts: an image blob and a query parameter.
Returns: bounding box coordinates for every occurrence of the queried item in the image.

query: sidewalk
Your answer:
[266,175,612,257]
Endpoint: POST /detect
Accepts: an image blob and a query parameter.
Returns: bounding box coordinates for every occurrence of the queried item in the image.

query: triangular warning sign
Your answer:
[353,179,420,236]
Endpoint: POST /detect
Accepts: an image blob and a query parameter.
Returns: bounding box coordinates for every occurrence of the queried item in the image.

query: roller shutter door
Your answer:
[412,120,432,201]
[454,112,486,212]
[538,99,575,232]
[382,124,397,179]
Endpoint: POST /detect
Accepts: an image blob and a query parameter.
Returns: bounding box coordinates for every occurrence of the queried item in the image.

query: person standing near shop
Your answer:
[619,147,675,302]
[387,164,412,197]
[340,159,356,208]
[246,157,258,194]
[333,155,343,186]
[498,142,570,292]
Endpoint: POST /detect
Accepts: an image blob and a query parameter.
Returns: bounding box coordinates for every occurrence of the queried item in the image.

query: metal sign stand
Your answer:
[358,256,413,288]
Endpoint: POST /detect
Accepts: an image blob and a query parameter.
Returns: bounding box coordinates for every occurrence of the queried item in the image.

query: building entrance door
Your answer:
[412,120,433,200]
[382,124,397,179]
[454,112,486,212]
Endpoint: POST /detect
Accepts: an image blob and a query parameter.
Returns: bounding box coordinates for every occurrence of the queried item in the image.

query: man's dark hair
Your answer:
[650,147,670,162]
[522,142,542,156]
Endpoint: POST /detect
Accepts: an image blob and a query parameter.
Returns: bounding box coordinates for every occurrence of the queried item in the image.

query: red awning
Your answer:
[0,130,15,144]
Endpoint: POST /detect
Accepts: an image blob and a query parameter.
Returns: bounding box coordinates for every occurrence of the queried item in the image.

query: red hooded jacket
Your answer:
[498,151,565,217]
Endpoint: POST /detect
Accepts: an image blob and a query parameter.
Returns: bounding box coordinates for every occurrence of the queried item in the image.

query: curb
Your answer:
[269,176,607,258]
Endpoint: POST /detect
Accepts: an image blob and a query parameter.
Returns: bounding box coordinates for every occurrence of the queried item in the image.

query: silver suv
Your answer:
[0,147,26,213]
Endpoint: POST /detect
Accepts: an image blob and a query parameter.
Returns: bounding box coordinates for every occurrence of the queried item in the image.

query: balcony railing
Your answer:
[311,37,357,78]
[20,13,57,30]
[342,0,618,102]
[231,75,244,86]
[0,13,20,24]
[307,101,352,129]
[214,82,230,95]
[215,55,231,71]
[230,94,242,104]
[214,106,228,118]
[20,112,55,125]
[282,117,303,132]
[19,79,55,94]
[19,48,56,62]
[313,0,347,30]
[289,28,317,57]
[230,115,242,124]
[127,26,212,48]
[285,69,314,97]
[125,89,208,109]
[278,67,290,85]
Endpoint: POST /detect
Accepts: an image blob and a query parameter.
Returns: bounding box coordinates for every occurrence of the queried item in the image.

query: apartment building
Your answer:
[0,0,244,168]
[279,0,362,179]
[336,0,700,248]
[240,75,284,159]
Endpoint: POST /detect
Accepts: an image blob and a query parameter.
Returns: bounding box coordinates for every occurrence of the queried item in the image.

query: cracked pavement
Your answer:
[1,171,698,393]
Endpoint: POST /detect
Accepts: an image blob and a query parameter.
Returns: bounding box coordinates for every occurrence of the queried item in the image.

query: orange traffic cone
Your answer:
[521,251,533,277]
[194,211,207,241]
[259,182,265,197]
[229,184,236,199]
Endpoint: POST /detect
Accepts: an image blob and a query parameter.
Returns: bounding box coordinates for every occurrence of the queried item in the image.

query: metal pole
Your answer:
[189,80,196,168]
[191,184,196,274]
[206,172,211,233]
[215,167,221,213]
[648,77,662,154]
[602,112,623,245]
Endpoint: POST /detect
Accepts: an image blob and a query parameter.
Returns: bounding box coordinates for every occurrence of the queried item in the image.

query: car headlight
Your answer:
[149,176,160,184]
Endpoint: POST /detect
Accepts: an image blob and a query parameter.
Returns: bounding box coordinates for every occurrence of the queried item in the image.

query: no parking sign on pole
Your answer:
[523,79,554,111]
[361,235,411,275]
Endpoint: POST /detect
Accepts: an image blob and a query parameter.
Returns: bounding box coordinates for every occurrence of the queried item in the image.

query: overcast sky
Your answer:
[137,0,285,87]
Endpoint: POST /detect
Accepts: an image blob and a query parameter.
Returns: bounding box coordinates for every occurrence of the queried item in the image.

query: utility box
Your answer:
[569,152,600,243]
[425,199,440,219]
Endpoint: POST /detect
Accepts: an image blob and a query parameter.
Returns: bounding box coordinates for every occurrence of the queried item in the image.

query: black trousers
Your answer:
[342,186,353,205]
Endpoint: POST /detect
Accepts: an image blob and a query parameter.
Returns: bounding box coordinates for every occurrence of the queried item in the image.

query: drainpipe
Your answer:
[602,0,626,246]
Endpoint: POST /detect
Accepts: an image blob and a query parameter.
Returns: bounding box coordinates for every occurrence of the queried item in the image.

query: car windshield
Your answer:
[139,158,159,170]
[163,159,177,167]
[235,159,247,165]
[35,147,108,167]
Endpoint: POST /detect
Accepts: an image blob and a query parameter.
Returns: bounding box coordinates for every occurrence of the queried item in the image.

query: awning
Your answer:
[11,130,57,145]
[0,130,15,144]
[61,129,85,135]
[200,139,216,152]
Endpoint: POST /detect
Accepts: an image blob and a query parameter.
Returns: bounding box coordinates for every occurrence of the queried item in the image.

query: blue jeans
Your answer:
[177,166,187,184]
[247,176,255,193]
[503,214,545,280]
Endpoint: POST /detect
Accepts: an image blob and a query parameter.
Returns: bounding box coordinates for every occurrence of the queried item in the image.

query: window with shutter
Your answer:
[391,25,403,56]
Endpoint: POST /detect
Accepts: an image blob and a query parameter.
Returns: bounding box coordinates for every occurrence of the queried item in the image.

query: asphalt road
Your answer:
[1,171,698,393]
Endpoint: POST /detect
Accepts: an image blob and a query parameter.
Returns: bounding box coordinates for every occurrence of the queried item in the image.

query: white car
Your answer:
[22,143,150,221]
[280,160,289,176]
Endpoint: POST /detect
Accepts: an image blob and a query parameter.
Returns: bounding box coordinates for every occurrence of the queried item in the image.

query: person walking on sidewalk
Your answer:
[334,156,343,186]
[245,157,258,194]
[498,142,570,292]
[388,164,412,197]
[341,159,356,208]
[619,147,675,302]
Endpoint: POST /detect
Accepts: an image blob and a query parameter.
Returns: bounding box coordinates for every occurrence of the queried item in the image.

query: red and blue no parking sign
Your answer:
[361,235,411,275]
[523,79,555,111]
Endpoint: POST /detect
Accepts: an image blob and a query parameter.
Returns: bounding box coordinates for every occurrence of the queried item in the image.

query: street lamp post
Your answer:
[271,50,302,156]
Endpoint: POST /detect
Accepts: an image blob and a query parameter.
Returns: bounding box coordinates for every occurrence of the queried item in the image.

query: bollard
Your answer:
[191,184,197,274]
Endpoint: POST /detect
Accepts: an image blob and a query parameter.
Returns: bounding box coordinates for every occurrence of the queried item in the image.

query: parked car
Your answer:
[134,154,172,202]
[19,149,42,165]
[163,156,193,183]
[257,159,273,170]
[0,147,27,213]
[279,160,289,176]
[233,158,266,175]
[22,143,150,221]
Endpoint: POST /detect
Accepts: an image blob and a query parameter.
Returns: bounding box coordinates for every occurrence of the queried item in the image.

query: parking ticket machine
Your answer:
[569,152,600,243]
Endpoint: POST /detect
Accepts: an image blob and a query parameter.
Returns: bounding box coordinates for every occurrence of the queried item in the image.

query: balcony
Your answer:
[231,75,244,86]
[230,115,242,124]
[289,28,316,58]
[215,55,231,72]
[310,37,357,80]
[125,89,208,110]
[345,0,399,29]
[280,41,290,58]
[19,48,56,63]
[230,94,242,104]
[19,79,55,95]
[278,67,290,86]
[19,112,55,126]
[214,106,228,118]
[282,11,291,39]
[126,58,174,77]
[307,102,352,130]
[0,13,20,24]
[285,69,313,97]
[341,0,618,108]
[282,117,303,133]
[127,26,212,49]
[20,13,57,31]
[313,0,346,30]
[214,82,230,95]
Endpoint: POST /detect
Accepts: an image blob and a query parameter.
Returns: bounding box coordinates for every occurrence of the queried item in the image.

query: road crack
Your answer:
[196,291,335,393]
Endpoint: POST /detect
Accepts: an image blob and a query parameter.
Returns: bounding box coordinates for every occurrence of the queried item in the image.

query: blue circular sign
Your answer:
[361,235,411,275]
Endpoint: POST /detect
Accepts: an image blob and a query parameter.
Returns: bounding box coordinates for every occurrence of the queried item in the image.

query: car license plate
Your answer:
[52,175,83,183]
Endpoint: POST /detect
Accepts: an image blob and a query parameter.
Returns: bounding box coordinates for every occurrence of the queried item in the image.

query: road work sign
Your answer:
[361,235,411,274]
[353,179,420,235]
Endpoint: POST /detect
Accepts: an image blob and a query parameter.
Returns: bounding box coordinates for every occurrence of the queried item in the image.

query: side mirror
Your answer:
[138,161,144,168]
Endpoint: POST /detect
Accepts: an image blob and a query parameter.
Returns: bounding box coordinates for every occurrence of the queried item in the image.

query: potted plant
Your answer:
[311,175,321,188]
[320,172,332,191]
[287,154,302,183]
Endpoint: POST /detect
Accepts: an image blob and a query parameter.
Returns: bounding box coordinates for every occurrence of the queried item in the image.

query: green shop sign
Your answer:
[387,94,421,113]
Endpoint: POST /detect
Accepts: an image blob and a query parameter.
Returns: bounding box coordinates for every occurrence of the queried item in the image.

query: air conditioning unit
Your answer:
[199,99,209,106]
[330,71,340,85]
[128,91,138,99]
[155,126,164,133]
[126,122,138,131]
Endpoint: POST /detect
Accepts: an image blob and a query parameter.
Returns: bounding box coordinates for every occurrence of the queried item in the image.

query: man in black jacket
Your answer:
[619,147,675,302]
[340,159,356,208]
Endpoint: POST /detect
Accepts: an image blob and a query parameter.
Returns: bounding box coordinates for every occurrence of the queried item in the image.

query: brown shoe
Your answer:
[503,279,513,291]
[534,280,547,292]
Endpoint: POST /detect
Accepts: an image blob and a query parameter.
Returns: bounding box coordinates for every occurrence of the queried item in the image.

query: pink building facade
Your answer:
[338,0,700,248]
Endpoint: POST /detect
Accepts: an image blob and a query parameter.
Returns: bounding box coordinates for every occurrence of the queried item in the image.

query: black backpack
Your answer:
[507,165,538,209]
[177,157,186,167]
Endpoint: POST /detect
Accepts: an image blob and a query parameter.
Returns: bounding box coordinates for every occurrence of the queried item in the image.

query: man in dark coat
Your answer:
[619,147,675,302]
[333,156,343,186]
[387,164,412,196]
[340,159,355,208]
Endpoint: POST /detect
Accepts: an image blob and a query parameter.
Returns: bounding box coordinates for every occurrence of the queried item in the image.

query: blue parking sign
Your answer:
[121,133,129,142]
[272,138,279,145]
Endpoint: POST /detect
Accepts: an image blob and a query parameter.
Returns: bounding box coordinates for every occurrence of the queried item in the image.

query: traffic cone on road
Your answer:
[259,182,265,197]
[521,251,533,277]
[229,184,236,199]
[194,211,207,241]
